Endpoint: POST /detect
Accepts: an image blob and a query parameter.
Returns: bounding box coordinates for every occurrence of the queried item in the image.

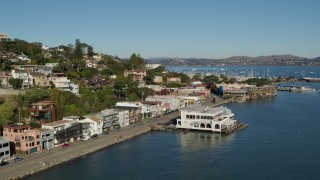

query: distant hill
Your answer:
[147,55,320,66]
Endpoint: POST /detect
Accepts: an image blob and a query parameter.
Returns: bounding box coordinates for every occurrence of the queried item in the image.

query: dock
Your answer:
[237,123,250,131]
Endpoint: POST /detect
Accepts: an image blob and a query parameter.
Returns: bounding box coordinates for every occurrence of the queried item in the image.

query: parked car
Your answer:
[62,143,69,147]
[81,136,90,141]
[0,160,8,166]
[13,157,23,162]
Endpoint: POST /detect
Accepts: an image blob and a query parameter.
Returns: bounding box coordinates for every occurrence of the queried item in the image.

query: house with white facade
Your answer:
[0,137,11,161]
[116,109,130,127]
[176,104,239,133]
[83,115,103,135]
[11,70,32,89]
[40,129,54,151]
[115,102,142,124]
[141,101,162,119]
[49,74,79,95]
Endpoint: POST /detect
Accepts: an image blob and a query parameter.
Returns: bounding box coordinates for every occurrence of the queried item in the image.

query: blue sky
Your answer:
[1,0,320,59]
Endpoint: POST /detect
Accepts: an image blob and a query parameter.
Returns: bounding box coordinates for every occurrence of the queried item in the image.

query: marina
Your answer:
[167,66,320,80]
[277,85,317,92]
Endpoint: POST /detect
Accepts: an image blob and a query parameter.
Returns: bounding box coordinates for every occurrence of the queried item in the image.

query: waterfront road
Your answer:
[0,112,180,180]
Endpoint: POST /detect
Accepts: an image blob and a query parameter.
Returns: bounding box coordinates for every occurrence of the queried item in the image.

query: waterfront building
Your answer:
[223,87,248,102]
[29,101,56,122]
[142,101,162,118]
[100,109,121,130]
[82,115,104,136]
[42,120,82,145]
[2,125,42,154]
[80,115,103,137]
[176,104,238,133]
[114,109,130,127]
[0,137,11,161]
[115,102,142,124]
[40,129,54,150]
[140,102,158,120]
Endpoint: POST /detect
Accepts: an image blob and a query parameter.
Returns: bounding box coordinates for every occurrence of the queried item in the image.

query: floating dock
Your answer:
[237,124,250,131]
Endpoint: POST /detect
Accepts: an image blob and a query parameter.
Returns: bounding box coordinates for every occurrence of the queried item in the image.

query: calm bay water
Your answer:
[28,85,320,180]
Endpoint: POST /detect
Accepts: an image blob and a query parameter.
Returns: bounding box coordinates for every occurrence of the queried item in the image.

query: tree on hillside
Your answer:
[0,99,16,126]
[81,68,98,79]
[127,53,145,69]
[16,94,24,122]
[9,78,22,89]
[179,73,190,83]
[74,39,83,59]
[202,75,220,85]
[88,45,94,57]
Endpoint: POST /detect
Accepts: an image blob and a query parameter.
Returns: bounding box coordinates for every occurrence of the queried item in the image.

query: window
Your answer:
[186,115,190,119]
[196,115,200,119]
[0,152,4,156]
[5,151,9,155]
[3,143,8,147]
[36,135,40,139]
[26,143,28,147]
[37,141,40,145]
